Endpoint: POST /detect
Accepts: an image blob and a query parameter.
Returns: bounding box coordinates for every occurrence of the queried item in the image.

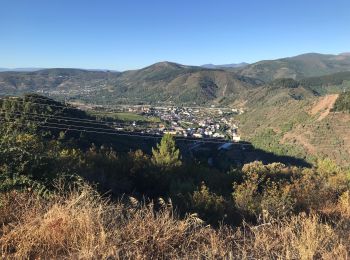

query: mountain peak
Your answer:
[149,61,185,69]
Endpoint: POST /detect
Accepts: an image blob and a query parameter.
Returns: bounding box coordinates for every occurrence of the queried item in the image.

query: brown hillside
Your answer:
[310,94,339,121]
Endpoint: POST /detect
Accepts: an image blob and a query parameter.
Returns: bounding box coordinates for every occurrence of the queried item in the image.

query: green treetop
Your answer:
[152,134,182,168]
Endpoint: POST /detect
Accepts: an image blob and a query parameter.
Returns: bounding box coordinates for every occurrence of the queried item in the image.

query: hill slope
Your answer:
[332,91,350,112]
[237,53,350,82]
[0,63,262,105]
[101,62,261,104]
[237,82,350,167]
[0,68,120,95]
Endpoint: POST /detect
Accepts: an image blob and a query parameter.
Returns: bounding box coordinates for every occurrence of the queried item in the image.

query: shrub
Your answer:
[190,182,227,224]
[260,182,294,220]
[233,173,294,220]
[291,162,349,212]
[233,172,261,217]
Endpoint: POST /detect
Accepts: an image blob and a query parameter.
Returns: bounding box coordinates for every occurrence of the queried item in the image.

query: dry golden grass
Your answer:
[240,214,347,259]
[0,183,349,259]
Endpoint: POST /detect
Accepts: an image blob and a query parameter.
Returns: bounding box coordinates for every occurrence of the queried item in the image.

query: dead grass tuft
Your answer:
[0,183,349,259]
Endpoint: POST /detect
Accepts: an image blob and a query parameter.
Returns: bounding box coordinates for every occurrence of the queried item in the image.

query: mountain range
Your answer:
[1,52,350,166]
[1,52,350,105]
[0,68,44,72]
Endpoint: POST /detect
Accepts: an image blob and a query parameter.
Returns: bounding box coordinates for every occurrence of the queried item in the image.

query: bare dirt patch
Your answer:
[310,94,339,121]
[282,131,317,154]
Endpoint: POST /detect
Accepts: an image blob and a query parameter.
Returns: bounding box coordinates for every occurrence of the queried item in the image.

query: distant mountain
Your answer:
[0,67,116,72]
[201,63,249,69]
[237,53,350,82]
[97,61,262,104]
[0,68,45,72]
[0,63,262,105]
[0,68,120,94]
[2,52,350,105]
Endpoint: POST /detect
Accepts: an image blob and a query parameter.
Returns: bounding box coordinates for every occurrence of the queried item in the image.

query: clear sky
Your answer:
[1,0,349,71]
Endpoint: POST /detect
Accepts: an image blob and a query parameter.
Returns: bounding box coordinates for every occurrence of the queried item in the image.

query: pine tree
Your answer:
[152,134,181,168]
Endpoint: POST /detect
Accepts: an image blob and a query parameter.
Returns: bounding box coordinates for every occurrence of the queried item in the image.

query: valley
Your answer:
[3,1,350,258]
[1,52,350,168]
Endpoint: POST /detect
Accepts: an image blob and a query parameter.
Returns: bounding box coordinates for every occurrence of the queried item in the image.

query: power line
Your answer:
[0,99,164,125]
[1,117,349,149]
[2,96,349,142]
[0,117,249,145]
[1,115,124,132]
[0,110,152,128]
[1,96,126,110]
[2,97,350,130]
[0,98,171,125]
[0,114,160,134]
[1,111,349,145]
[0,112,172,135]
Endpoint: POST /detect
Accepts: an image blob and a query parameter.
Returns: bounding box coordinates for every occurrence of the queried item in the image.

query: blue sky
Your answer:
[1,0,349,70]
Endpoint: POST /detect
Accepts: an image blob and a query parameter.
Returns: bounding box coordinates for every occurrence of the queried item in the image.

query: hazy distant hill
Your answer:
[0,68,45,72]
[0,68,120,94]
[201,63,249,69]
[237,53,350,82]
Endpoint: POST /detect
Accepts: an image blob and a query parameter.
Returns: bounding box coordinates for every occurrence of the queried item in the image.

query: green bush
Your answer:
[190,182,227,224]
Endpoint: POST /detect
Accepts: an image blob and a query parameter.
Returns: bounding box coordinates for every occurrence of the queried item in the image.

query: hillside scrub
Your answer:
[0,182,349,259]
[1,117,350,226]
[332,91,350,112]
[1,95,350,258]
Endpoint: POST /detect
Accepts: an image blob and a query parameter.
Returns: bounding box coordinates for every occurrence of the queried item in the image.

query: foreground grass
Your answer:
[1,183,349,259]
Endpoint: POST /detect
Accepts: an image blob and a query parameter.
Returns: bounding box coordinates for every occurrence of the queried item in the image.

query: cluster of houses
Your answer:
[60,100,243,142]
[122,105,242,142]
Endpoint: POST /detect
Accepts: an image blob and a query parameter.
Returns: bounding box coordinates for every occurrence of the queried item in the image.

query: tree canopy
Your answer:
[151,134,182,168]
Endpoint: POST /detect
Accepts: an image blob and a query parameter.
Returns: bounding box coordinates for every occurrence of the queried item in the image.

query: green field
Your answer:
[89,111,161,123]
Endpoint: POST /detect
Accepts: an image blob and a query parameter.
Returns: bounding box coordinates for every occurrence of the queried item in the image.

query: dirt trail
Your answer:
[310,94,339,121]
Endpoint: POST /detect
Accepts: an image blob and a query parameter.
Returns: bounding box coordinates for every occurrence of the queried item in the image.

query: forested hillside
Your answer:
[237,53,350,82]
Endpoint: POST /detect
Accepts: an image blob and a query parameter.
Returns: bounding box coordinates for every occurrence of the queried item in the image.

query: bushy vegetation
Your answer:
[1,94,350,258]
[249,128,307,159]
[300,71,350,89]
[332,91,350,112]
[270,78,300,88]
[267,72,350,95]
[1,180,350,259]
